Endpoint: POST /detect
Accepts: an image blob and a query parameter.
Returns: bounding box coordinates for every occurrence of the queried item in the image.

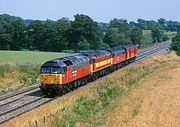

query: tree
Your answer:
[137,19,148,30]
[128,28,142,45]
[146,20,158,30]
[10,20,26,50]
[45,18,71,51]
[158,18,166,30]
[151,26,164,42]
[110,19,129,32]
[69,14,103,50]
[104,19,130,47]
[77,37,91,50]
[104,28,130,47]
[0,16,13,50]
[129,21,137,28]
[171,32,180,55]
[27,20,48,50]
[98,22,109,33]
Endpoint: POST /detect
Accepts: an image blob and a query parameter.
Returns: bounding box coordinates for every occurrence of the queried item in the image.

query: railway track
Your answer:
[138,43,164,54]
[0,41,170,125]
[136,42,170,61]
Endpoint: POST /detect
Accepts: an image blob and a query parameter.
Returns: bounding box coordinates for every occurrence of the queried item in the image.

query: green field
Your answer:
[0,50,73,65]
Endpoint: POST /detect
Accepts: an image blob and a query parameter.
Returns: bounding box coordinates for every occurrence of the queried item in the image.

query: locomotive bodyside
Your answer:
[106,47,126,65]
[83,50,112,73]
[39,44,138,94]
[121,45,138,61]
[39,55,91,92]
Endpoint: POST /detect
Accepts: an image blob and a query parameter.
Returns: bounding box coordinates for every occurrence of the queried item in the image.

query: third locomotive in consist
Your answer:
[39,45,138,94]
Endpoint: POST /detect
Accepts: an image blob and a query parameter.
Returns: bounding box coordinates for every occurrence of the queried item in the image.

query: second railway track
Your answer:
[0,41,170,125]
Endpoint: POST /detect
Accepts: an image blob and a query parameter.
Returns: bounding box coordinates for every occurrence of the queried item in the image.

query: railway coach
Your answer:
[39,44,138,94]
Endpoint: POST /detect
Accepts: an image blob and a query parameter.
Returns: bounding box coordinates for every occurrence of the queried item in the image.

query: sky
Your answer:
[0,0,180,22]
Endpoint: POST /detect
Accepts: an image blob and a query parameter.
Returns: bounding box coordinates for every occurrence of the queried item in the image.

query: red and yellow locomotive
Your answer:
[39,44,138,94]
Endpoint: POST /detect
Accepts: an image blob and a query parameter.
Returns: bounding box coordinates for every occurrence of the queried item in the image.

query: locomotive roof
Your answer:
[65,55,89,64]
[121,44,138,49]
[41,54,90,67]
[41,44,138,68]
[106,46,125,51]
[41,58,67,67]
[83,50,111,58]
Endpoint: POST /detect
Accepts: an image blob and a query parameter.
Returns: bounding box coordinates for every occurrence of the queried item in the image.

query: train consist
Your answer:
[39,45,138,94]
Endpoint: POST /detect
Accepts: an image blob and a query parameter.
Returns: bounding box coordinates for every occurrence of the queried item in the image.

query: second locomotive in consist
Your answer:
[39,45,138,94]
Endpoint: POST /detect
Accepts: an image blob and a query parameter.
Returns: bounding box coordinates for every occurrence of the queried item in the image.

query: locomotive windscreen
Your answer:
[40,67,61,74]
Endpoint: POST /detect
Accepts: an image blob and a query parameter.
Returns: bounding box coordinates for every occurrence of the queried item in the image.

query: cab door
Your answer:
[62,67,67,84]
[66,66,73,83]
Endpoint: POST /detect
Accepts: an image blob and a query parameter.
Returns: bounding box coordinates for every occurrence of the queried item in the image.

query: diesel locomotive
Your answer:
[39,45,138,94]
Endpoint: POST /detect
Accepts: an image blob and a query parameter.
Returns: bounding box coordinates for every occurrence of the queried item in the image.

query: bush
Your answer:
[175,50,180,56]
[162,34,169,41]
[171,32,180,55]
[19,64,40,87]
[171,41,180,51]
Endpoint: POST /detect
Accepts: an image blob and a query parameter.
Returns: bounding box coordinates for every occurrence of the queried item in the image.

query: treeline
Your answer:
[129,18,180,31]
[0,14,179,51]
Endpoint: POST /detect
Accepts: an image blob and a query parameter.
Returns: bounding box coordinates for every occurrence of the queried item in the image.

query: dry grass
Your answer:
[0,64,40,94]
[0,71,21,91]
[3,52,180,127]
[103,53,180,127]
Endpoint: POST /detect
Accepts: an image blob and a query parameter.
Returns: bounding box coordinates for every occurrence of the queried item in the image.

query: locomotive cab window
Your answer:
[41,67,51,74]
[51,67,61,74]
[62,67,67,74]
[120,48,126,54]
[41,67,61,74]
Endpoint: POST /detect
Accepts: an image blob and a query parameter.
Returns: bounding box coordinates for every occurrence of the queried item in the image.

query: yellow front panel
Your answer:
[40,74,62,85]
[60,74,62,84]
[111,58,113,64]
[90,64,93,73]
[96,59,111,68]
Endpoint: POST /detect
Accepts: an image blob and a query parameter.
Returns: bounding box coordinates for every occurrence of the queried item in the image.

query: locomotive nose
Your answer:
[40,74,61,85]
